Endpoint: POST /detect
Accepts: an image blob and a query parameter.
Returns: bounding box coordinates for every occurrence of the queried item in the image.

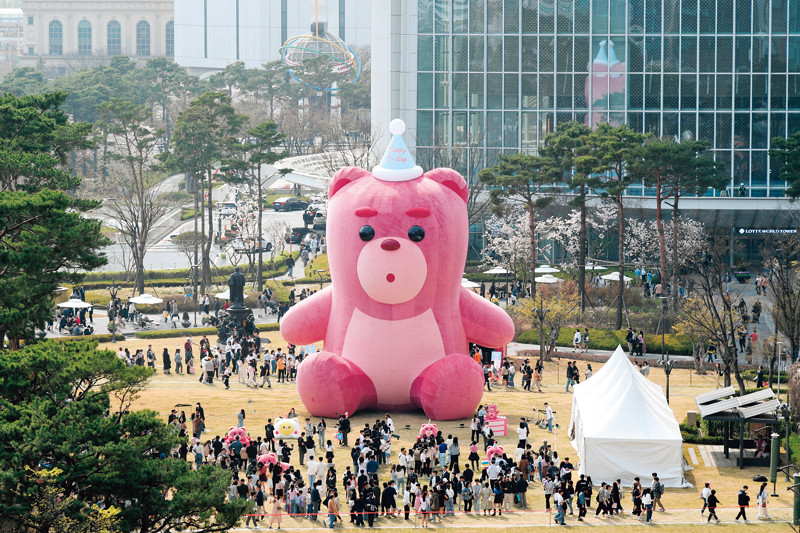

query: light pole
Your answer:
[777,342,784,403]
[106,280,120,343]
[780,403,793,482]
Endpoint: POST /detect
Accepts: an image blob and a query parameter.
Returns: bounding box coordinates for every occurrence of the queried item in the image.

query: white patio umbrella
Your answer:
[57,298,92,308]
[483,267,509,275]
[586,262,608,271]
[534,265,561,273]
[601,272,632,282]
[129,293,164,305]
[461,278,480,288]
[535,274,561,284]
[215,290,248,300]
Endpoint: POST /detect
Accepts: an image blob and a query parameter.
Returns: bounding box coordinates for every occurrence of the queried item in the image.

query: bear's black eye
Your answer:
[359,225,375,242]
[408,226,425,242]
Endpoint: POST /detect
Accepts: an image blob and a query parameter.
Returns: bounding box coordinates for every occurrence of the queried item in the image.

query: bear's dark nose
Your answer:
[381,239,400,251]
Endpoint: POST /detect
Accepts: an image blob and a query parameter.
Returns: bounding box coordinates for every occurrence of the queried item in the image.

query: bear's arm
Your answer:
[279,286,332,345]
[459,287,515,348]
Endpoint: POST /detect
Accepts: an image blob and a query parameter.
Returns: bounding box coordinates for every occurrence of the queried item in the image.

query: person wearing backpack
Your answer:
[650,474,665,511]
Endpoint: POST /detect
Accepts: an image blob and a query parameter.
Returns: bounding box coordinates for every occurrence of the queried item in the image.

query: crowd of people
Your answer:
[164,399,773,528]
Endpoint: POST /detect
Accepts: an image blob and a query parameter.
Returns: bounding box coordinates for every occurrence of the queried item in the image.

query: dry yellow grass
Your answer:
[99,335,796,528]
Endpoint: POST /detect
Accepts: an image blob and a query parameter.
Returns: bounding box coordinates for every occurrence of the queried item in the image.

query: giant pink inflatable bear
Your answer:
[281,120,515,421]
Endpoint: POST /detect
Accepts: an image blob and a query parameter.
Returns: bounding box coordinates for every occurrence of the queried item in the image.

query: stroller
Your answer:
[265,300,279,315]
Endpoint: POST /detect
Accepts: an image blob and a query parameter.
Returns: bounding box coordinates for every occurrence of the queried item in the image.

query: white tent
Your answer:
[568,346,690,488]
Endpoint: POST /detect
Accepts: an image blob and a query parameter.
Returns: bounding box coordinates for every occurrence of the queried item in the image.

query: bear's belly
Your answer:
[341,307,446,409]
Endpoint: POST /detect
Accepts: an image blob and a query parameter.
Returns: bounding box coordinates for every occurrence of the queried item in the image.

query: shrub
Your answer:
[282,281,295,286]
[134,322,280,339]
[52,333,125,343]
[742,369,788,380]
[515,326,693,355]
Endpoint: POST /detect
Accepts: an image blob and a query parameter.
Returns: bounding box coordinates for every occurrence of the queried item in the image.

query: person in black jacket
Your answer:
[707,490,720,522]
[736,486,750,522]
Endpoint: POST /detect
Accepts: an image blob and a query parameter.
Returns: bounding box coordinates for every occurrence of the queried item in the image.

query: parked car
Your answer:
[272,197,309,211]
[285,227,316,244]
[232,239,272,253]
[312,210,327,229]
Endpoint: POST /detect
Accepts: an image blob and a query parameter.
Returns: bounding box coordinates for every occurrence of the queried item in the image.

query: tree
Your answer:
[482,212,534,287]
[172,231,206,269]
[12,466,121,533]
[479,153,558,299]
[0,67,48,96]
[545,121,598,312]
[162,92,248,289]
[209,61,247,98]
[590,123,648,329]
[518,289,579,361]
[675,238,748,394]
[240,61,287,120]
[763,239,800,366]
[0,92,93,193]
[631,137,726,308]
[0,340,248,533]
[237,121,290,291]
[99,98,173,295]
[0,190,109,348]
[769,131,800,198]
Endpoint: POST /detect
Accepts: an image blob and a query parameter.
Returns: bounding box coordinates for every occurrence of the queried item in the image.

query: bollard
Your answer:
[794,473,800,526]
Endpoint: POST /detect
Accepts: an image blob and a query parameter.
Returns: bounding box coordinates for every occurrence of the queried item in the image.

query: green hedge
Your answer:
[52,333,126,343]
[681,433,724,445]
[81,253,300,282]
[134,322,280,339]
[516,326,693,355]
[742,369,788,380]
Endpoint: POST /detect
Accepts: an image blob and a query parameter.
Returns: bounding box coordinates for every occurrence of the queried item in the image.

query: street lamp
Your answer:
[106,280,120,343]
[533,300,550,363]
[777,342,784,404]
[780,403,793,482]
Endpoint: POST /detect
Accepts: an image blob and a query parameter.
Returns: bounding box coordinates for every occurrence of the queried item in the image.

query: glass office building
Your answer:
[408,0,800,197]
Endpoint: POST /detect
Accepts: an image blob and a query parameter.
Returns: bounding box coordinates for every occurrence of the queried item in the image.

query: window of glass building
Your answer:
[136,20,150,56]
[78,21,91,55]
[107,20,122,56]
[49,20,62,56]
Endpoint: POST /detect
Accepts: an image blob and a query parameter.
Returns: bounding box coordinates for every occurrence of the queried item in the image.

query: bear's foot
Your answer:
[410,354,484,420]
[296,351,377,418]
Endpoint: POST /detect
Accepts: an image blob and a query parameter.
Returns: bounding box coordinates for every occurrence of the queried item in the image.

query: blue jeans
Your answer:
[547,419,553,432]
[566,378,575,392]
[555,508,565,524]
[509,374,515,387]
[645,504,653,522]
[446,500,455,515]
[309,474,316,487]
[440,452,447,466]
[328,513,336,528]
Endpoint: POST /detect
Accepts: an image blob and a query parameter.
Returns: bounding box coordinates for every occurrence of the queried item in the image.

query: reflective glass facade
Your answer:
[414,0,800,197]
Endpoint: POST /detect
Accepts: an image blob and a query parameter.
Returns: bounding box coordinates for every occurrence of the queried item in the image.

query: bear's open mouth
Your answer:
[386,273,395,283]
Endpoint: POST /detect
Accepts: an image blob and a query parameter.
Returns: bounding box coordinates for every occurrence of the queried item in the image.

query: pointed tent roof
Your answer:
[572,346,679,441]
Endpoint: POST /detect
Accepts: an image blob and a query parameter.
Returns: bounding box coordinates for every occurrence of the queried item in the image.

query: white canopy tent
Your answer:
[568,346,690,488]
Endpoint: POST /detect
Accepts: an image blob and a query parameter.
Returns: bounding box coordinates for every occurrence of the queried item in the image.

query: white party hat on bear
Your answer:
[372,119,424,182]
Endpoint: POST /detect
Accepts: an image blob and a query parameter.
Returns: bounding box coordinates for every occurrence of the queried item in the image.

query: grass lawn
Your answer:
[97,329,797,529]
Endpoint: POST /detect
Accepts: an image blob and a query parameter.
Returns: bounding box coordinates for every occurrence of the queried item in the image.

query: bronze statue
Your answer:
[228,266,246,308]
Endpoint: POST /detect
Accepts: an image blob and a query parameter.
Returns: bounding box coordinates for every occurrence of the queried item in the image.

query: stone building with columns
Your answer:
[19,0,174,75]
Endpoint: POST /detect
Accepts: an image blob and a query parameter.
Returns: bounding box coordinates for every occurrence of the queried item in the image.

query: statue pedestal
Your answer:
[227,306,250,330]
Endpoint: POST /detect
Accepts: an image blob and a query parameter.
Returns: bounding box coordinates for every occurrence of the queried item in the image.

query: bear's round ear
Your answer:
[425,168,468,203]
[329,166,373,198]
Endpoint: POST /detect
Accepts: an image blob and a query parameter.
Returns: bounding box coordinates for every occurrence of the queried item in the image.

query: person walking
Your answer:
[581,328,590,353]
[706,490,720,523]
[573,329,581,352]
[735,485,750,523]
[565,362,575,393]
[756,482,771,520]
[700,482,711,516]
[651,475,665,511]
[641,488,654,524]
[162,347,171,374]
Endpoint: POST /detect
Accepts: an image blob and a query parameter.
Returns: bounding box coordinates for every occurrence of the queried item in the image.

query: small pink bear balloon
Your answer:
[257,453,291,473]
[281,119,515,421]
[486,445,505,461]
[484,404,500,420]
[224,426,251,446]
[419,423,439,438]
